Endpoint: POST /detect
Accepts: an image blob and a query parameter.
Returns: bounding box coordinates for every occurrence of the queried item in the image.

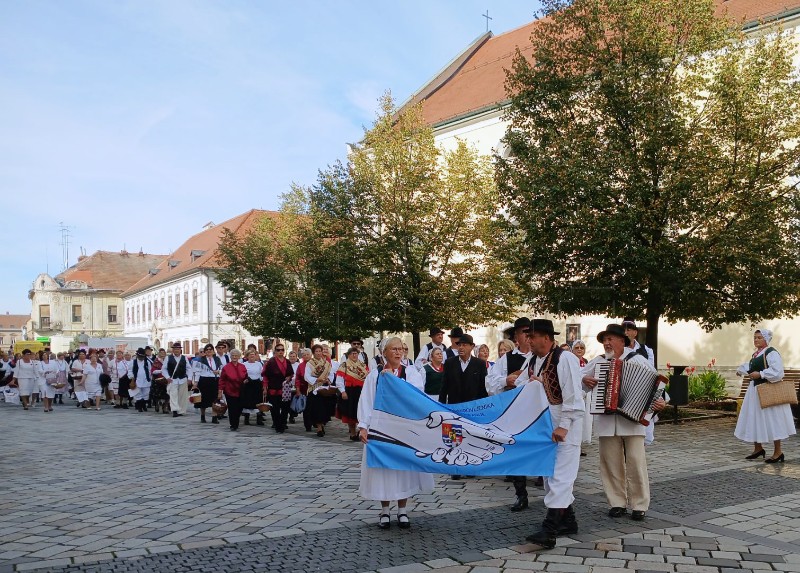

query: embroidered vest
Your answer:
[528,347,564,405]
[749,347,777,386]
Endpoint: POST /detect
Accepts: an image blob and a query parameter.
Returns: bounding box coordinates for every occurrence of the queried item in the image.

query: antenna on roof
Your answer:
[58,222,73,271]
[482,9,492,32]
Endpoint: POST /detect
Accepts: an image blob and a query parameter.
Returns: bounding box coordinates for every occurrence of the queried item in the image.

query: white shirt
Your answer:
[486,349,532,396]
[133,359,151,386]
[736,347,784,382]
[357,366,425,431]
[630,341,655,367]
[244,361,263,380]
[14,360,37,380]
[38,360,59,383]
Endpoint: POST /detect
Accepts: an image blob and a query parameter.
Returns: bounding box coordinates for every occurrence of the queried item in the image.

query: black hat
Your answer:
[21,349,32,355]
[171,342,183,349]
[596,324,631,346]
[526,319,560,336]
[429,327,445,336]
[136,348,146,357]
[458,333,475,345]
[448,327,464,338]
[145,345,153,351]
[349,336,363,344]
[203,343,214,351]
[622,318,638,331]
[503,317,532,336]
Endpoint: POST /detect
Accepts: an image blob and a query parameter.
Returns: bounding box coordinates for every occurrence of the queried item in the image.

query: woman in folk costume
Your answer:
[218,349,248,431]
[11,349,37,410]
[71,349,89,408]
[82,352,105,411]
[735,328,795,462]
[241,349,265,426]
[422,346,445,400]
[54,352,69,405]
[38,352,59,412]
[150,348,170,414]
[335,346,369,441]
[304,344,335,437]
[357,336,434,530]
[263,343,294,433]
[191,344,221,423]
[571,340,592,454]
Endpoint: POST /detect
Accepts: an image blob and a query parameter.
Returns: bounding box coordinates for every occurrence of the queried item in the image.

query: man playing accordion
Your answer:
[581,323,666,521]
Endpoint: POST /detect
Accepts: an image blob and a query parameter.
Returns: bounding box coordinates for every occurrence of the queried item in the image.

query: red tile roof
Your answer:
[121,209,277,297]
[56,251,167,292]
[414,0,800,126]
[0,314,30,330]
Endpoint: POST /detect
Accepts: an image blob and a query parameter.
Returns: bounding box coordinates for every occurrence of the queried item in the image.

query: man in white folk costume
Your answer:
[130,348,152,412]
[581,324,666,521]
[163,342,191,417]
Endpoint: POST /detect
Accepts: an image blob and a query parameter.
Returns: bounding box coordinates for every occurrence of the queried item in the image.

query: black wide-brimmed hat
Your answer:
[171,342,183,349]
[136,348,146,357]
[526,319,560,336]
[448,327,464,338]
[622,317,638,331]
[458,333,475,345]
[429,327,444,336]
[503,317,532,336]
[596,324,631,346]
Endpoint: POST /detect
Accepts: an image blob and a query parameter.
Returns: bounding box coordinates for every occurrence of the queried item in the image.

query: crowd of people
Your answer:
[0,319,791,549]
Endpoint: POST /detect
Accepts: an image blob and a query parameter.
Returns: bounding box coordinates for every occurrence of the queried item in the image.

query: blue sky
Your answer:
[1,1,542,314]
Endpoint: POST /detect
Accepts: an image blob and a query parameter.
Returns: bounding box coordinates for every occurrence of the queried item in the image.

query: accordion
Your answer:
[589,358,666,426]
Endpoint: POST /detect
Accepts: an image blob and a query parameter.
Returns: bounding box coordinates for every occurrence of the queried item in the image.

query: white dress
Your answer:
[82,363,104,398]
[357,366,436,501]
[734,348,796,443]
[14,360,37,396]
[39,361,59,399]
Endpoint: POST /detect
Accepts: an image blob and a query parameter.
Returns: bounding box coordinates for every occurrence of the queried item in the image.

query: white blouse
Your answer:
[244,361,263,380]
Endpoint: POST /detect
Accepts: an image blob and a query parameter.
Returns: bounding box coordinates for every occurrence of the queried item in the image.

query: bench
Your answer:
[737,368,800,399]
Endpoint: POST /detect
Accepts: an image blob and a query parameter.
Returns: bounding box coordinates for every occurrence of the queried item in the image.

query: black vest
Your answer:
[444,347,458,360]
[132,358,151,382]
[166,355,188,379]
[506,352,528,374]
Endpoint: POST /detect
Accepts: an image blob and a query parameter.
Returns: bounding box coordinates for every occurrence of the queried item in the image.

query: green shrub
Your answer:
[688,369,728,401]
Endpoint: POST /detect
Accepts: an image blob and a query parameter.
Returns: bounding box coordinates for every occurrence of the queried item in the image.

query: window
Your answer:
[127,308,130,324]
[183,291,189,315]
[192,288,198,313]
[160,297,165,317]
[183,340,190,355]
[168,296,173,317]
[136,306,140,324]
[175,293,180,316]
[0,336,4,345]
[39,305,50,328]
[257,338,265,355]
[147,302,152,322]
[192,340,199,354]
[108,305,118,323]
[72,305,82,323]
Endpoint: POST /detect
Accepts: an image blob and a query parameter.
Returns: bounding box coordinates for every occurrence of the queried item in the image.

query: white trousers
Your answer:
[168,381,189,414]
[543,442,582,508]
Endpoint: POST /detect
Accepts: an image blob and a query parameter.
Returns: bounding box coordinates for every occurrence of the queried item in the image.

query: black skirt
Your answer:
[306,391,335,426]
[338,385,362,422]
[241,378,262,410]
[196,376,218,409]
[118,375,130,398]
[150,377,168,402]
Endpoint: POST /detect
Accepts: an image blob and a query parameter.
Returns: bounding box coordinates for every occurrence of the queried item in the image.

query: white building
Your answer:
[121,210,275,355]
[401,0,800,368]
[28,250,168,353]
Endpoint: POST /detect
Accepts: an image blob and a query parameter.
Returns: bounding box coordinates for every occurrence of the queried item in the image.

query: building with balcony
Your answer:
[28,250,167,352]
[0,312,31,355]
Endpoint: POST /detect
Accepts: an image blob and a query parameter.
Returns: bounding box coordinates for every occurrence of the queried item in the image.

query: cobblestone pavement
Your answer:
[1,400,799,572]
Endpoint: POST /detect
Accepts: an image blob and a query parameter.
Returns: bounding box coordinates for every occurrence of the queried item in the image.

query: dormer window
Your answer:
[168,260,180,269]
[190,250,206,262]
[148,268,160,276]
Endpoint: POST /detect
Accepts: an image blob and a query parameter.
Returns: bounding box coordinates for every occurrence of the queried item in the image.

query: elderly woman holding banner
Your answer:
[357,336,434,530]
[735,328,795,463]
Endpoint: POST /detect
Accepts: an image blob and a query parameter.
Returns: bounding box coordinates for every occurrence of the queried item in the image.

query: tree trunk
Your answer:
[412,331,421,361]
[645,306,660,367]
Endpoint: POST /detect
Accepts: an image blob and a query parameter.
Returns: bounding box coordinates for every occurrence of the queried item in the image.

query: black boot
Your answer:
[141,401,148,412]
[243,414,250,426]
[211,416,219,424]
[557,505,578,535]
[510,495,529,512]
[256,412,265,426]
[173,411,179,418]
[526,508,562,549]
[136,400,143,412]
[201,412,206,423]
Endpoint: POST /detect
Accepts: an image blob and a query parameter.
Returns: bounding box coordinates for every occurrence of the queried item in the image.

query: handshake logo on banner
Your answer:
[366,373,557,477]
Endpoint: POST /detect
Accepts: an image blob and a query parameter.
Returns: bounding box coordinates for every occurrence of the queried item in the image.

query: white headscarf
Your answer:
[756,329,773,344]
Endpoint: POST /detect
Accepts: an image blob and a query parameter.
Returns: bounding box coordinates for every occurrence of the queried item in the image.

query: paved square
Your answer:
[1,401,799,572]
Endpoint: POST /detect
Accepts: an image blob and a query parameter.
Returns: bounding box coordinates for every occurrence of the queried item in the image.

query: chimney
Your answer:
[77,255,87,262]
[138,248,144,257]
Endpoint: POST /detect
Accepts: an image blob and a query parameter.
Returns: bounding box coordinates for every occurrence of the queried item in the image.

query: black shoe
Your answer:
[608,507,627,518]
[766,453,785,464]
[631,510,646,521]
[745,449,766,460]
[349,435,359,441]
[173,411,179,418]
[451,475,464,480]
[200,415,206,423]
[230,426,237,431]
[211,416,219,424]
[316,431,324,437]
[503,476,514,482]
[243,414,250,426]
[510,496,529,512]
[557,505,578,535]
[397,513,410,529]
[256,413,265,426]
[378,513,390,530]
[289,417,295,424]
[113,404,121,409]
[122,403,129,409]
[533,476,544,487]
[526,508,560,549]
[153,403,160,413]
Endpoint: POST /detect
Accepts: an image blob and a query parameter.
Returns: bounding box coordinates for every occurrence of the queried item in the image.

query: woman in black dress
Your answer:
[192,344,221,423]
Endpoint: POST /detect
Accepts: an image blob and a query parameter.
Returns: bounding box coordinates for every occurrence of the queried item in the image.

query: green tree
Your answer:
[496,0,800,357]
[311,93,521,355]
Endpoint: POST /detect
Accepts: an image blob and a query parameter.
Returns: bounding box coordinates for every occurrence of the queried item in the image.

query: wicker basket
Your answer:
[189,391,203,404]
[129,380,137,391]
[212,402,228,416]
[53,383,66,389]
[757,380,798,408]
[256,402,271,413]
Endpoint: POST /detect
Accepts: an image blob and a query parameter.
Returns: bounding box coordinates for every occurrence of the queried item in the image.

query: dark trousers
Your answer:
[268,396,290,431]
[225,394,243,430]
[513,475,527,498]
